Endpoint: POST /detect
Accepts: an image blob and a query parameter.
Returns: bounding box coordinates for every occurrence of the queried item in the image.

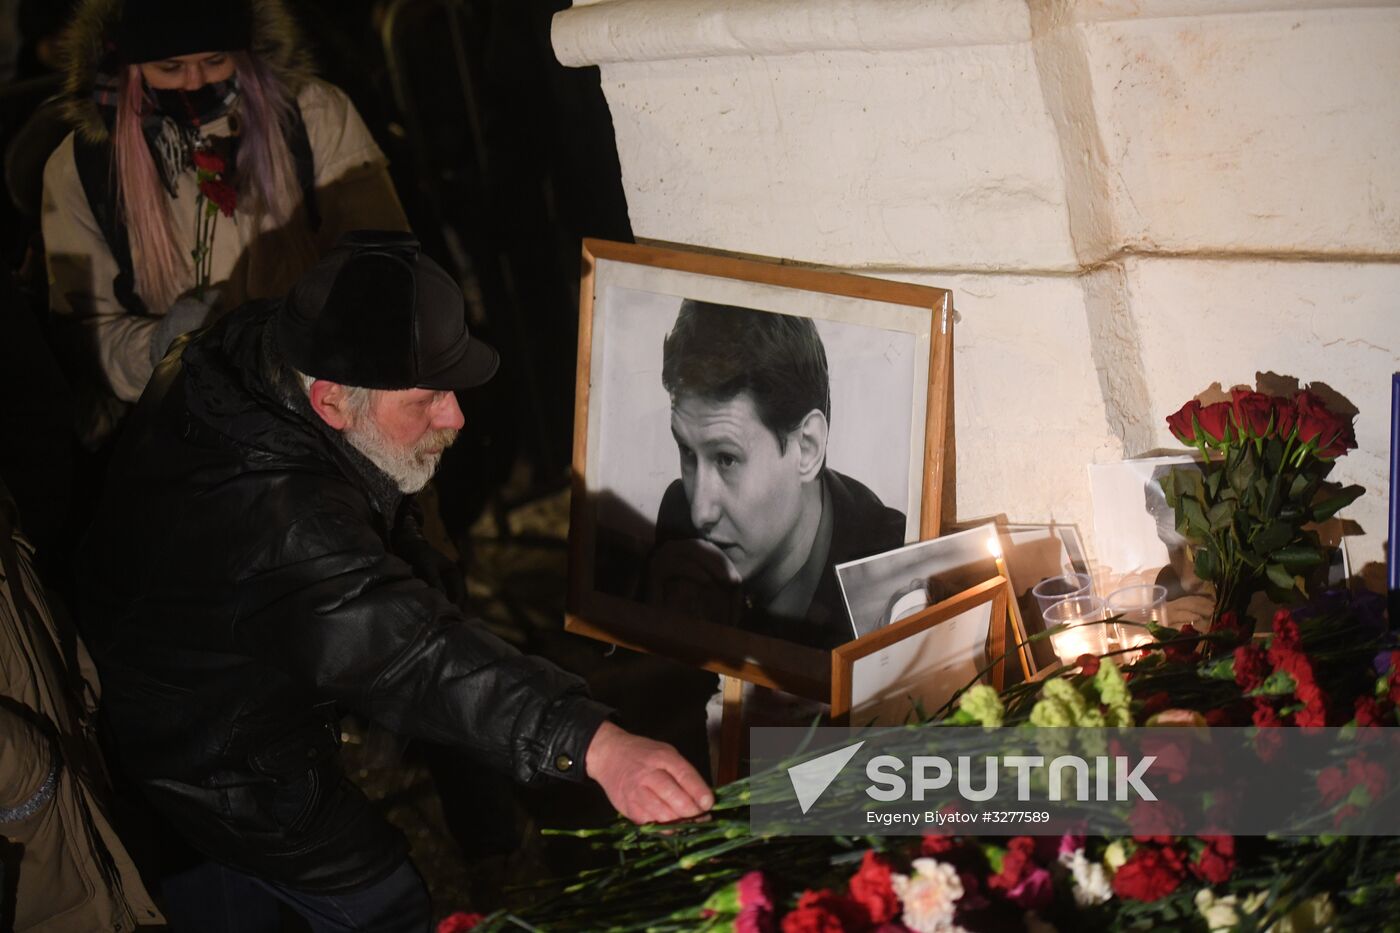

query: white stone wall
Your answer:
[554,0,1400,575]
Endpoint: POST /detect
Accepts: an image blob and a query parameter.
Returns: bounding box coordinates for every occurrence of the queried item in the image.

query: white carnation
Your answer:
[1194,889,1241,931]
[891,858,966,933]
[1059,848,1113,907]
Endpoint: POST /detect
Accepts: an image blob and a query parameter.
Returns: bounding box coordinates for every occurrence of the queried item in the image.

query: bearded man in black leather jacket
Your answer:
[78,231,711,932]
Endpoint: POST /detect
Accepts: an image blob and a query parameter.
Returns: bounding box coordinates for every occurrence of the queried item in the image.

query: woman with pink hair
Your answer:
[42,0,409,441]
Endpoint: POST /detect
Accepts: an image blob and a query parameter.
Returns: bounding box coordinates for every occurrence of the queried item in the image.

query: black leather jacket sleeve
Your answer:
[233,505,610,787]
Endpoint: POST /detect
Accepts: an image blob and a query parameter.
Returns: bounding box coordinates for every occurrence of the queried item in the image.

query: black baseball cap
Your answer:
[277,231,498,391]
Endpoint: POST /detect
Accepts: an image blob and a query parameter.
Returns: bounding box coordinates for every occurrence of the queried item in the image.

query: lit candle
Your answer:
[1044,596,1108,662]
[1049,624,1103,661]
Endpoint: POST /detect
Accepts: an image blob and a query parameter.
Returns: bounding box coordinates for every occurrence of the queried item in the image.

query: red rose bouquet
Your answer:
[1162,387,1361,625]
[191,143,237,296]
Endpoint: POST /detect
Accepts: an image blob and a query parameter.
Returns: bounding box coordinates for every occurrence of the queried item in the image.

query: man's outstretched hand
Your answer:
[585,720,714,824]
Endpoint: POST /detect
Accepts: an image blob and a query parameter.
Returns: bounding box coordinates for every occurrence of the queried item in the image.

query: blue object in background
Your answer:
[1390,373,1399,621]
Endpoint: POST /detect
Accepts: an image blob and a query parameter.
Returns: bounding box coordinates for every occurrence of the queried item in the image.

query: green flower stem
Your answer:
[486,604,1393,932]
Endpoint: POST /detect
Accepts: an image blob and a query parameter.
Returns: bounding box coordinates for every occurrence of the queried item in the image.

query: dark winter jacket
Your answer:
[77,303,610,893]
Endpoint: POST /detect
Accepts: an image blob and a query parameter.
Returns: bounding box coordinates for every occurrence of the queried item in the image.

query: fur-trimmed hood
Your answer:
[59,0,315,142]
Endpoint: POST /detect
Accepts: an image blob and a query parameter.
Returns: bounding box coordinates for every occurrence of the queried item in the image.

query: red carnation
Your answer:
[199,177,238,218]
[1317,766,1347,804]
[1295,680,1326,706]
[1204,708,1233,727]
[1141,734,1192,784]
[1351,758,1387,802]
[779,907,844,933]
[192,147,226,174]
[1295,705,1329,728]
[436,914,483,933]
[1112,845,1187,902]
[1233,645,1270,692]
[1130,799,1185,839]
[987,836,1036,896]
[1132,834,1176,846]
[1077,654,1100,677]
[189,146,234,295]
[1252,701,1285,761]
[1195,401,1233,445]
[1318,758,1388,824]
[1141,691,1173,717]
[1280,651,1317,690]
[1166,399,1202,445]
[1295,679,1329,720]
[1355,696,1391,728]
[1271,610,1302,650]
[1252,700,1285,728]
[1230,388,1274,439]
[920,834,958,857]
[848,852,899,926]
[1268,645,1310,685]
[1192,835,1236,885]
[1163,624,1200,664]
[1209,610,1251,645]
[782,890,869,933]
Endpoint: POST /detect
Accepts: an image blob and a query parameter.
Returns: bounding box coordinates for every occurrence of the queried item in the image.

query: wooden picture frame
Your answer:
[566,239,954,697]
[830,575,1009,726]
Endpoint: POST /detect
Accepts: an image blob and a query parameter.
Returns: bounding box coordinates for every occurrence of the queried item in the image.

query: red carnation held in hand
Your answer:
[199,177,239,218]
[193,147,227,174]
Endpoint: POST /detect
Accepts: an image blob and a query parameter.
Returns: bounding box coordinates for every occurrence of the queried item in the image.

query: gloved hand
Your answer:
[399,535,467,607]
[149,288,220,369]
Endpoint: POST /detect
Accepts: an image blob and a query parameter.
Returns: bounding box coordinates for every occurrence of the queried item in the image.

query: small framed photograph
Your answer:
[566,239,953,697]
[834,524,1004,640]
[831,576,1008,726]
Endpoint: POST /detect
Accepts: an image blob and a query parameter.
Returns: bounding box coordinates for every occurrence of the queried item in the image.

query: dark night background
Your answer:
[0,0,634,528]
[0,0,717,923]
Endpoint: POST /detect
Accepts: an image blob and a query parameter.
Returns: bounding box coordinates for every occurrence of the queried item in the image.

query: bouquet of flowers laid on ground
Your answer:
[454,590,1395,932]
[191,143,237,296]
[1161,387,1362,626]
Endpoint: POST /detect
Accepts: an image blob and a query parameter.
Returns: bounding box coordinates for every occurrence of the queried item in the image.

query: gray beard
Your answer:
[343,417,450,494]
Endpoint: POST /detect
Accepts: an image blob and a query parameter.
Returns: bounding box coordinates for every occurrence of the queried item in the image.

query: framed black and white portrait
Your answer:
[566,240,953,699]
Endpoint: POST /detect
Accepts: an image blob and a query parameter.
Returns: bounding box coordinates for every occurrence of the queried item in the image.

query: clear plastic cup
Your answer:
[1031,573,1092,616]
[1043,595,1108,661]
[1107,583,1170,648]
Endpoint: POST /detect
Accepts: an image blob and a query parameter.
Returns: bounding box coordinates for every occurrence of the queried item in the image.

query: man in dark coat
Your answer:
[78,231,710,931]
[651,299,906,649]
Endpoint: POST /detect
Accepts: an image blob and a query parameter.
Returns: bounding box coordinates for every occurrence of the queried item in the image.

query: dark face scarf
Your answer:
[136,76,242,196]
[148,76,240,128]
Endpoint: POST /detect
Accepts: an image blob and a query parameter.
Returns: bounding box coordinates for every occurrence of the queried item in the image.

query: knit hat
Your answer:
[116,0,254,64]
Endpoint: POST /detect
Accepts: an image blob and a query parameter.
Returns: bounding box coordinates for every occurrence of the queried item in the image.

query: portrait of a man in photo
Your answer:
[648,299,906,649]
